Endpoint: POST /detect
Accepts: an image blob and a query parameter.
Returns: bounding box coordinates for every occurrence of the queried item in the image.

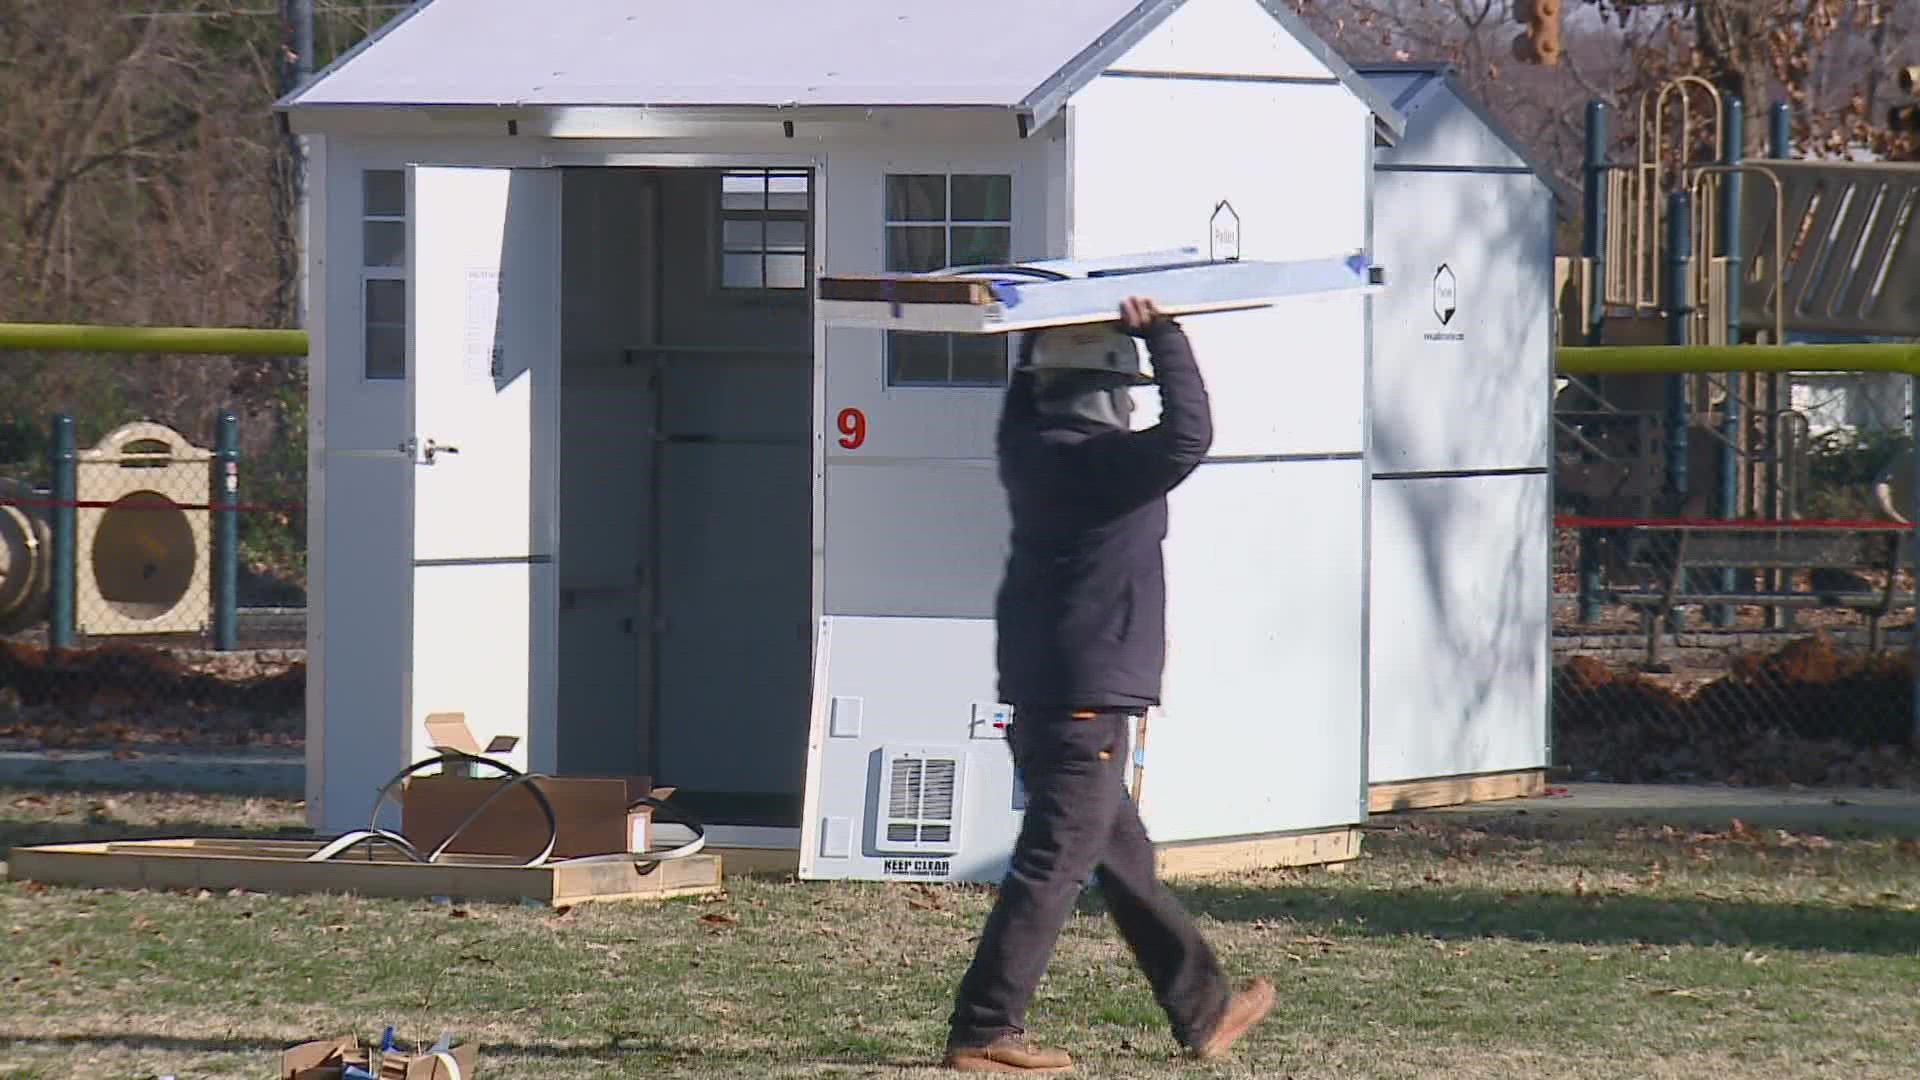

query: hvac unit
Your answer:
[876,745,966,855]
[74,422,215,637]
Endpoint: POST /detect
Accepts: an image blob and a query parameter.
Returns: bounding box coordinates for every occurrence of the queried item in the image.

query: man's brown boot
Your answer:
[1189,978,1275,1061]
[942,1034,1073,1073]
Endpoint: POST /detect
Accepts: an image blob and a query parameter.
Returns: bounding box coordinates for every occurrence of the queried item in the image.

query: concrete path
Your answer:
[0,745,302,795]
[1426,781,1920,835]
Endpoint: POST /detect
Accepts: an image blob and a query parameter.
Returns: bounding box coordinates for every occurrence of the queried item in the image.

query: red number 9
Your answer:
[837,407,866,450]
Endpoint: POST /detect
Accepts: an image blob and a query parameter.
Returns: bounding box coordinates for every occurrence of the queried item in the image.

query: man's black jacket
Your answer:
[993,320,1213,708]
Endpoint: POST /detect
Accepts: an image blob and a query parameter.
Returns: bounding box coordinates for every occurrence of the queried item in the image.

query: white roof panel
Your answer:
[287,0,1151,110]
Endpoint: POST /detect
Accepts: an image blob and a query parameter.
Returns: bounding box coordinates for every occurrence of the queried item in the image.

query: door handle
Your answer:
[420,439,459,465]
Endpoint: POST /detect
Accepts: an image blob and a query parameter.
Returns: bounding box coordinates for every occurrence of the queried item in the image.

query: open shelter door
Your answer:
[406,165,560,774]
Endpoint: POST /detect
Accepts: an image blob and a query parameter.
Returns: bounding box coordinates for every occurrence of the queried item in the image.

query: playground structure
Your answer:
[73,422,216,637]
[1556,74,1920,643]
[0,420,231,643]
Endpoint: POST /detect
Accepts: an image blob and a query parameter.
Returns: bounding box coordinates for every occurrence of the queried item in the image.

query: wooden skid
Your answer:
[709,846,801,877]
[7,838,724,907]
[1368,769,1547,814]
[1153,827,1361,879]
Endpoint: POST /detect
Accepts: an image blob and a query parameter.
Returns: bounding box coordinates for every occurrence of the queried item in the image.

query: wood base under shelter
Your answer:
[1367,768,1546,814]
[1154,826,1361,878]
[6,838,724,907]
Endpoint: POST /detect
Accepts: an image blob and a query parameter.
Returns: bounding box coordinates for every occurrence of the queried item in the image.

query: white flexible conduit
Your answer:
[306,750,706,867]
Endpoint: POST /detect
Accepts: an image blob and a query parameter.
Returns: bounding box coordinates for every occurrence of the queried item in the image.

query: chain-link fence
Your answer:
[1552,521,1920,789]
[0,408,304,751]
[1550,361,1920,789]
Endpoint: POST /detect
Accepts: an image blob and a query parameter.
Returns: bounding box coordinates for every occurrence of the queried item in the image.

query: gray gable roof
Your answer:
[1355,63,1574,209]
[280,0,1405,136]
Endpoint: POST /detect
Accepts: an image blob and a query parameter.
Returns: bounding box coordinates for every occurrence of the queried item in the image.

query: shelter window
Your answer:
[719,169,811,291]
[884,173,1012,387]
[362,169,407,381]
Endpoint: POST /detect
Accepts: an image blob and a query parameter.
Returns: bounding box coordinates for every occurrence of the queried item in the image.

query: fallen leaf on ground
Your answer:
[699,912,739,929]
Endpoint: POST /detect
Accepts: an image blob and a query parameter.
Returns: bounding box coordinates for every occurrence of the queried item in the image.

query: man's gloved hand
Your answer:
[1118,296,1169,338]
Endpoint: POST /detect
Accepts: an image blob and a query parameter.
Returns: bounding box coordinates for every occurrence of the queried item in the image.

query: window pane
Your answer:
[886,175,946,222]
[363,220,405,268]
[888,332,950,385]
[767,173,810,212]
[722,253,765,288]
[364,170,405,217]
[721,171,766,211]
[365,324,405,380]
[365,278,406,324]
[886,226,947,273]
[951,336,1010,385]
[765,219,807,253]
[722,218,764,251]
[950,226,1011,267]
[952,175,1012,222]
[765,254,807,290]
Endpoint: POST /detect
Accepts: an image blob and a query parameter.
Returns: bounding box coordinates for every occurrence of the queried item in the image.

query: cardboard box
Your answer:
[380,1043,478,1079]
[402,713,667,859]
[280,1036,478,1079]
[281,1036,362,1079]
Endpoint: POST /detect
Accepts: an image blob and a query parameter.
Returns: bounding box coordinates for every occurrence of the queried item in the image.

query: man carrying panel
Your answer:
[942,298,1274,1073]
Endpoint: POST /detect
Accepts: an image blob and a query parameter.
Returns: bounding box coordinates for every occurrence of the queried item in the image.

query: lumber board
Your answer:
[8,839,723,907]
[1367,769,1546,814]
[816,275,997,305]
[1153,827,1361,879]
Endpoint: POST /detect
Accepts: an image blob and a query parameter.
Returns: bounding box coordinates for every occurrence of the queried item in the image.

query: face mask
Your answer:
[1031,370,1136,429]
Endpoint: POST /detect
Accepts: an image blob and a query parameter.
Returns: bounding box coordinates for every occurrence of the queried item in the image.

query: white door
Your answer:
[406,165,560,774]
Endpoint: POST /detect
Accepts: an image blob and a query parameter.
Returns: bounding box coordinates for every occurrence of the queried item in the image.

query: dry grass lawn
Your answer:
[3,787,1919,1078]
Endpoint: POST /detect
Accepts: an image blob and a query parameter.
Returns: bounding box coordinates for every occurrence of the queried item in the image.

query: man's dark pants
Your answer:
[948,707,1230,1049]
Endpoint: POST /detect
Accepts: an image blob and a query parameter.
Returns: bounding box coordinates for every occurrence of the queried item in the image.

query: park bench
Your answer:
[1616,522,1910,666]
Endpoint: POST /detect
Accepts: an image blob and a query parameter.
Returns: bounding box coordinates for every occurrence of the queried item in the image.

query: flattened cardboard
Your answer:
[281,1036,363,1079]
[281,1036,478,1080]
[381,1042,478,1079]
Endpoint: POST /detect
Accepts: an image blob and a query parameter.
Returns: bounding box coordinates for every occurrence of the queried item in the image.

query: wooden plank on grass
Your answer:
[1367,768,1547,814]
[1153,827,1361,879]
[8,839,723,907]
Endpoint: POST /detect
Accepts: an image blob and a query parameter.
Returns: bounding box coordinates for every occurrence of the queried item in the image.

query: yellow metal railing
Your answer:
[0,323,307,356]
